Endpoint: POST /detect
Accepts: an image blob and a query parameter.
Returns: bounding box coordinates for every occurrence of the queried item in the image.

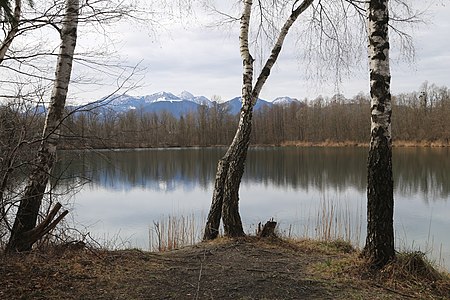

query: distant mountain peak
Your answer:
[273,96,299,106]
[78,91,300,119]
[179,91,195,100]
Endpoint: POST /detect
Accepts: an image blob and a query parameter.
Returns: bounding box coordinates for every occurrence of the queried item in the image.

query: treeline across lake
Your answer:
[1,83,450,151]
[54,147,450,200]
[63,86,449,148]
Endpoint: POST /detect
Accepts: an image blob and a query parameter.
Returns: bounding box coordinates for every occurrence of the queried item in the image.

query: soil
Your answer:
[1,237,449,300]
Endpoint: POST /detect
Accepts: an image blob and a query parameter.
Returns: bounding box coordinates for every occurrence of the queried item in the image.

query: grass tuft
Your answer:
[378,251,446,285]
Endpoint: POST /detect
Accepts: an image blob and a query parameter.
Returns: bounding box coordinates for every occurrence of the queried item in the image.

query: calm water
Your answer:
[56,147,450,270]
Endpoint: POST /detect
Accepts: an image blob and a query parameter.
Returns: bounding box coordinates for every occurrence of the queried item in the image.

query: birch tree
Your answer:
[362,0,395,268]
[6,0,79,253]
[202,0,418,243]
[203,0,314,239]
[0,0,21,63]
[1,0,157,249]
[0,0,12,19]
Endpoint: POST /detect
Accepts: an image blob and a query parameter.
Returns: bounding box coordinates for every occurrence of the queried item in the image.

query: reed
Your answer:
[313,195,363,245]
[149,214,202,252]
[146,200,447,273]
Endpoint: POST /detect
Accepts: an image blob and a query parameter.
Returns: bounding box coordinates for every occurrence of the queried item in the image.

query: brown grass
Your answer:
[393,139,450,147]
[280,139,450,148]
[281,140,368,147]
[149,214,202,252]
[2,237,449,300]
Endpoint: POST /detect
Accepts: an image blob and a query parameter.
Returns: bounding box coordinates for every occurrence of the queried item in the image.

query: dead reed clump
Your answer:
[371,251,450,298]
[149,214,202,252]
[398,251,443,281]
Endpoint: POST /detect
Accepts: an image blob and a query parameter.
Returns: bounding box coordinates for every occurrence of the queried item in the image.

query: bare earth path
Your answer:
[1,237,449,299]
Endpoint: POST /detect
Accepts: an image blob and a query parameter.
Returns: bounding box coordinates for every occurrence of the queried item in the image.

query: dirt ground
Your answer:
[1,237,449,300]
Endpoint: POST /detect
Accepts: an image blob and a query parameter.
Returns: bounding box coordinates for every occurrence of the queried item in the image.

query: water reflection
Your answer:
[54,147,450,270]
[56,147,450,202]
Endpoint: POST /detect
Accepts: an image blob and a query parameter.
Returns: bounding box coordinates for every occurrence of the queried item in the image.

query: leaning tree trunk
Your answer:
[203,0,314,240]
[6,0,79,253]
[362,0,395,269]
[0,0,21,64]
[203,0,253,240]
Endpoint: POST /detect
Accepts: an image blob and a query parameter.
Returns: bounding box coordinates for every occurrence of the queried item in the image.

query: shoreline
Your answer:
[59,139,450,151]
[1,237,449,299]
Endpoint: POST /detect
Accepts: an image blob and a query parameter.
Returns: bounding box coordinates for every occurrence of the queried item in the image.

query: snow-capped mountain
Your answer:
[76,91,298,118]
[88,92,203,117]
[223,97,273,115]
[142,91,182,103]
[272,96,300,106]
[178,91,212,107]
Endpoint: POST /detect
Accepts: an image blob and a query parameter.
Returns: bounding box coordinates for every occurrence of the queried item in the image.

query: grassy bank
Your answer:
[1,237,449,299]
[58,139,450,150]
[281,139,450,148]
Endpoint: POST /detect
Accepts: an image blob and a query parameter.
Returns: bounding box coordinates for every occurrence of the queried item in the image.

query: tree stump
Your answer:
[257,220,277,237]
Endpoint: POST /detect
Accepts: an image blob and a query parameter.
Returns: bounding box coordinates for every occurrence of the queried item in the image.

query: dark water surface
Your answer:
[56,147,450,270]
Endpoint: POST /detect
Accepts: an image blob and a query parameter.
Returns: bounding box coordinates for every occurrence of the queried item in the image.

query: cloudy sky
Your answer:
[72,1,450,103]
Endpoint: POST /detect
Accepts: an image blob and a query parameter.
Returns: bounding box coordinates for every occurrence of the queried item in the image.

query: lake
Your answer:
[56,147,450,270]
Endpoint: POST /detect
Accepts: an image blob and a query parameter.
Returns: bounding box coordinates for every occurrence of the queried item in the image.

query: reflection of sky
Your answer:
[61,148,450,271]
[394,192,450,268]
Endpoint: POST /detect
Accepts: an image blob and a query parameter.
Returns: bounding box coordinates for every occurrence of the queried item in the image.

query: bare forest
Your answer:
[18,84,450,149]
[1,1,450,298]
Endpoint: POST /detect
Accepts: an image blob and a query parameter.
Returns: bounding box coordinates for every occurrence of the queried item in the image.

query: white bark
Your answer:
[367,0,391,141]
[7,0,79,252]
[204,0,314,239]
[364,0,395,268]
[0,0,21,64]
[43,0,79,151]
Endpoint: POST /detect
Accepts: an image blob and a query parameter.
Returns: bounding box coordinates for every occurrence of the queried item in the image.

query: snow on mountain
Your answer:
[224,97,272,115]
[272,96,300,106]
[142,91,181,103]
[98,94,142,113]
[78,91,299,119]
[179,91,213,107]
[179,91,195,100]
[192,96,213,107]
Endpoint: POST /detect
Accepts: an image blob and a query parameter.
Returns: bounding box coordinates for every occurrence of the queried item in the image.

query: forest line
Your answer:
[55,85,450,149]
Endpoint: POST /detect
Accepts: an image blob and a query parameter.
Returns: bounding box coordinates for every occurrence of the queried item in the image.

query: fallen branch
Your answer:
[22,202,69,248]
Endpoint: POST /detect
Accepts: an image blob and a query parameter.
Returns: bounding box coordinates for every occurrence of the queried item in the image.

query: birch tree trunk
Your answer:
[204,0,314,240]
[6,0,79,253]
[362,0,395,268]
[0,0,21,64]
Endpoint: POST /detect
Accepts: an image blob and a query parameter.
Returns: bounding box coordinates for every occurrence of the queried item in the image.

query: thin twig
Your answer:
[194,249,207,300]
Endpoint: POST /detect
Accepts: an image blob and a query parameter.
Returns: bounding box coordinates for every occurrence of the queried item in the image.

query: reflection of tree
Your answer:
[54,148,449,201]
[393,148,450,202]
[245,147,367,193]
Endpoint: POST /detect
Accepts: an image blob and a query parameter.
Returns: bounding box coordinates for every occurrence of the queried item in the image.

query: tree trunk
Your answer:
[204,0,254,239]
[6,0,79,253]
[203,0,314,240]
[203,158,228,239]
[0,0,21,64]
[362,0,395,268]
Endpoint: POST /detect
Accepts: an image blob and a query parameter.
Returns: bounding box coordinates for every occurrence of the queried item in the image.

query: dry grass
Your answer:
[377,251,450,297]
[2,237,449,300]
[393,139,450,147]
[313,196,362,245]
[149,214,202,251]
[281,140,368,147]
[280,139,450,148]
[307,245,450,299]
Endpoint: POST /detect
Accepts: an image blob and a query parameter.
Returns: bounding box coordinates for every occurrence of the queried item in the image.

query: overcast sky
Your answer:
[72,1,450,103]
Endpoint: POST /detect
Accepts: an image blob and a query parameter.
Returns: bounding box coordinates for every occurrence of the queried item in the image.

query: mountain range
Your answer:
[76,91,301,118]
